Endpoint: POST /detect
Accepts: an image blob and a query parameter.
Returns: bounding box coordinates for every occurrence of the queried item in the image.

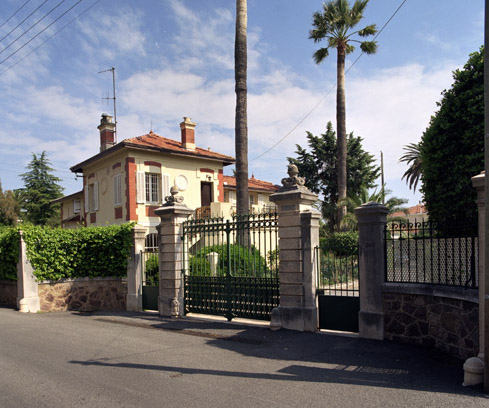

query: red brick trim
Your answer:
[125,157,137,221]
[90,212,96,224]
[200,168,214,174]
[112,162,121,170]
[114,207,123,219]
[146,205,159,217]
[144,161,161,168]
[218,169,224,203]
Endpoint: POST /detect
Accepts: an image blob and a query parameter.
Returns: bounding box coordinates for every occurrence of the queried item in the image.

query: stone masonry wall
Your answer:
[0,280,17,307]
[383,292,478,360]
[38,278,127,312]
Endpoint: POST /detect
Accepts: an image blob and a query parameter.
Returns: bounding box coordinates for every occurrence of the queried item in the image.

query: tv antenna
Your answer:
[98,66,117,142]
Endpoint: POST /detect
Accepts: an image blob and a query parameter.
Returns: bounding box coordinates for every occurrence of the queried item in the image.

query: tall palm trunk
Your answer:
[336,45,347,230]
[235,0,249,216]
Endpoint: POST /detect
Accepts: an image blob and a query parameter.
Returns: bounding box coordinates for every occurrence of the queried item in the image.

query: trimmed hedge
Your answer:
[0,227,19,281]
[190,244,269,277]
[320,231,358,257]
[22,224,134,281]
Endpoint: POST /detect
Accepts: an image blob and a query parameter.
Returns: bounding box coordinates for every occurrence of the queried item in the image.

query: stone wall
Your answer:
[383,284,478,360]
[0,280,17,307]
[38,278,127,312]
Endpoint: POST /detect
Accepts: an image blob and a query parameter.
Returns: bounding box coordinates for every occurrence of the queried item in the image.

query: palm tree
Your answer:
[400,142,423,192]
[235,0,249,216]
[310,0,377,229]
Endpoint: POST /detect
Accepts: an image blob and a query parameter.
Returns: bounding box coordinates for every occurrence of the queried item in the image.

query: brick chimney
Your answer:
[98,113,116,152]
[180,117,196,151]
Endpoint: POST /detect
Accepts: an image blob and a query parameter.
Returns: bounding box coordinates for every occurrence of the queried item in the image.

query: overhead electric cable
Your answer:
[0,0,84,67]
[0,0,68,56]
[0,0,33,31]
[250,0,408,162]
[0,0,48,43]
[0,0,100,76]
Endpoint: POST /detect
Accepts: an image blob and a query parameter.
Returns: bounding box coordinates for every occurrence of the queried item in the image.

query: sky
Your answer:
[0,0,485,207]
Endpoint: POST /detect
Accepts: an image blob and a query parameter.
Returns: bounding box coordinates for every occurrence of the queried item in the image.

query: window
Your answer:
[85,182,98,212]
[145,173,160,203]
[249,194,256,206]
[114,174,122,206]
[73,199,81,214]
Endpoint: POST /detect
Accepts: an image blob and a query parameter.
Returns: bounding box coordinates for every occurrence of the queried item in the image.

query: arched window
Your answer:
[145,233,159,252]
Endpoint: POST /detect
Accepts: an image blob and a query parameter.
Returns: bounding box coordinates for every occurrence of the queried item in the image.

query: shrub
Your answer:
[320,231,358,257]
[144,253,159,286]
[21,224,134,281]
[189,244,269,277]
[0,227,19,280]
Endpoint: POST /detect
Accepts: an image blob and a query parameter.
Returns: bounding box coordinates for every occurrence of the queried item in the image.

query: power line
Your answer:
[0,0,84,67]
[0,0,102,76]
[250,0,408,162]
[0,0,68,56]
[0,0,33,31]
[0,0,48,43]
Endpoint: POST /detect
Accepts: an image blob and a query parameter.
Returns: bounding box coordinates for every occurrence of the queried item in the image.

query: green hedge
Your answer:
[320,231,359,257]
[22,224,134,281]
[190,244,269,277]
[0,227,19,281]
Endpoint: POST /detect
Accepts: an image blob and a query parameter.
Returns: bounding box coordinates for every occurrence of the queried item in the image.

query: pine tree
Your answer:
[18,152,63,226]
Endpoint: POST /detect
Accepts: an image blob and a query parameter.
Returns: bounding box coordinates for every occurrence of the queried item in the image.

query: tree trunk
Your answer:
[336,46,347,230]
[235,0,249,217]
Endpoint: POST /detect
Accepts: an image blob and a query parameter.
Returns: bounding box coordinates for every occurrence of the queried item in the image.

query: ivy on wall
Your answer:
[0,227,19,281]
[21,224,134,281]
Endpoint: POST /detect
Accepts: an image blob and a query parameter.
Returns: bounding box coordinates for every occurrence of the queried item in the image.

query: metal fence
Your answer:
[182,212,279,321]
[315,247,359,297]
[384,221,478,288]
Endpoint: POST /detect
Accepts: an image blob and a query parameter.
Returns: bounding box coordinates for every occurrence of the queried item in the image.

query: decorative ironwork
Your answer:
[384,221,478,288]
[165,185,184,204]
[281,164,305,188]
[181,211,279,321]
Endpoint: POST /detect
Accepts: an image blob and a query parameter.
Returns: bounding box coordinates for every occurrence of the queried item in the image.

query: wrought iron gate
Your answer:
[316,246,360,332]
[182,212,279,321]
[141,250,159,310]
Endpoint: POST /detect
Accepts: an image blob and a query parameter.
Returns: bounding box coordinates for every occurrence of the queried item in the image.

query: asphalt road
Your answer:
[0,307,487,408]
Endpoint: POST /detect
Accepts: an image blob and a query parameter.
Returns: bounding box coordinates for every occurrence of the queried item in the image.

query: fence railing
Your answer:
[315,246,359,297]
[384,221,478,288]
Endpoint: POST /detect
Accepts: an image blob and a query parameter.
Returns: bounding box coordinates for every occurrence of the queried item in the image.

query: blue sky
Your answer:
[0,0,484,206]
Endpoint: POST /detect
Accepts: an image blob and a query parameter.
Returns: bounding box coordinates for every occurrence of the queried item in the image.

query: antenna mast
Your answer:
[98,67,117,142]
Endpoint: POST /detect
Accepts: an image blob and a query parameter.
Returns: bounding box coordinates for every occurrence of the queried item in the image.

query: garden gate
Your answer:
[181,212,279,321]
[141,233,159,310]
[316,245,360,332]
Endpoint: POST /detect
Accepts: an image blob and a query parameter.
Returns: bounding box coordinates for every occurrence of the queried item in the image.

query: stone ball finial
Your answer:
[282,164,305,188]
[165,185,184,204]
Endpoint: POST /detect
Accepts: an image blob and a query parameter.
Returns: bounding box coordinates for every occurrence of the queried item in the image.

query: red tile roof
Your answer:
[223,175,279,193]
[391,204,427,218]
[124,131,235,163]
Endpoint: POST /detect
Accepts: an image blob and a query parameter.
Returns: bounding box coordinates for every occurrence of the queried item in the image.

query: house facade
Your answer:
[56,114,277,234]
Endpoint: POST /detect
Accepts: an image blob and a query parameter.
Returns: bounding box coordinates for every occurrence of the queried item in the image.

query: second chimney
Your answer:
[180,117,196,151]
[98,113,116,152]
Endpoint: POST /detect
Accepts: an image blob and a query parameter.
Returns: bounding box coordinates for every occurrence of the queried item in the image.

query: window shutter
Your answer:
[93,181,99,211]
[229,190,236,204]
[258,194,265,206]
[114,174,121,205]
[162,174,170,201]
[73,199,81,214]
[136,171,145,203]
[84,185,89,212]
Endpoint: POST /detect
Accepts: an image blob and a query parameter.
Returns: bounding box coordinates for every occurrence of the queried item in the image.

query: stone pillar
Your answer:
[355,202,388,340]
[472,171,485,359]
[269,165,320,332]
[126,225,146,312]
[16,231,40,313]
[154,187,194,318]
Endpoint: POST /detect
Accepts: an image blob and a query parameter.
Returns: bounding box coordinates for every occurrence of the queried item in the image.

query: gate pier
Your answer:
[269,165,320,332]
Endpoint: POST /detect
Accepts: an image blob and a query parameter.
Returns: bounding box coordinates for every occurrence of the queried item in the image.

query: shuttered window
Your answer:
[114,174,122,206]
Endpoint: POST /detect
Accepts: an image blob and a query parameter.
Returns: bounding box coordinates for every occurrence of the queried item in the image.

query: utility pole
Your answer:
[98,67,117,143]
[380,151,385,204]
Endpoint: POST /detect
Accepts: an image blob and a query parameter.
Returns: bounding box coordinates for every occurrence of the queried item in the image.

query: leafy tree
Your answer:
[18,152,63,226]
[288,121,379,232]
[0,181,20,226]
[235,0,249,215]
[400,142,423,192]
[310,0,377,228]
[420,47,483,225]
